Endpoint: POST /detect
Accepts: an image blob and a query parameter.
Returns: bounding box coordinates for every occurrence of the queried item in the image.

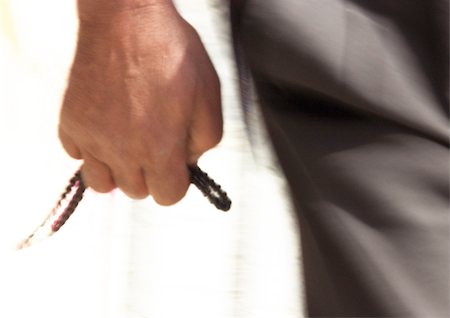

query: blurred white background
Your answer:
[0,0,303,317]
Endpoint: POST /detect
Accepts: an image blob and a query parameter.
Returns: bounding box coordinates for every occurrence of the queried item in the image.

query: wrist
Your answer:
[74,0,192,68]
[77,0,175,25]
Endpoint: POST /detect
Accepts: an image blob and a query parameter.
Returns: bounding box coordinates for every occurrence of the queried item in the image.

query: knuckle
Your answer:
[81,171,114,194]
[123,189,148,200]
[200,129,223,152]
[154,188,186,206]
[112,165,149,200]
[208,128,223,147]
[92,183,115,194]
[59,130,82,159]
[121,184,148,200]
[64,146,81,160]
[152,172,189,206]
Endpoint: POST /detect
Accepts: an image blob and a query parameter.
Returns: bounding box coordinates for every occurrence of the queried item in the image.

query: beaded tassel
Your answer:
[189,165,231,211]
[51,173,86,232]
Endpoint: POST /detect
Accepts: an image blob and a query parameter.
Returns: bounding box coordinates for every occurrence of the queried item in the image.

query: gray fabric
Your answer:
[231,0,449,316]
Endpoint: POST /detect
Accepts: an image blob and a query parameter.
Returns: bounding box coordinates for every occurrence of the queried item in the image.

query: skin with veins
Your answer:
[59,0,223,205]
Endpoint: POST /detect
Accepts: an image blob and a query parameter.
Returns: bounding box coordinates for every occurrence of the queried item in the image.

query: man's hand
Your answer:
[59,2,222,205]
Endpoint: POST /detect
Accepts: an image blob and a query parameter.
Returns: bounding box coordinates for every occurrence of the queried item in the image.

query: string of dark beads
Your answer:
[53,171,82,212]
[19,171,83,245]
[189,165,231,211]
[51,174,86,232]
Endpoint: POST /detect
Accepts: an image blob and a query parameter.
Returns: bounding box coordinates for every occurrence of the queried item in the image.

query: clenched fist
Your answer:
[59,2,222,205]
